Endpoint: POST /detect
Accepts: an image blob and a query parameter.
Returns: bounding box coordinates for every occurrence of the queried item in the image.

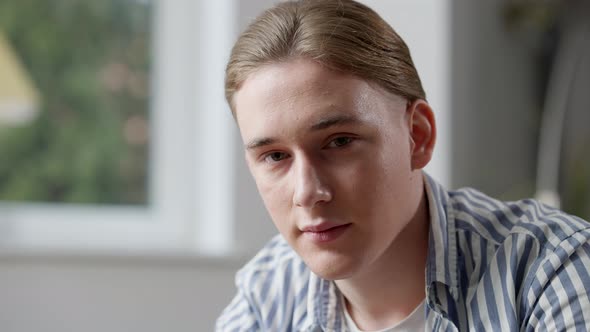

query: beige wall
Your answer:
[0,254,244,332]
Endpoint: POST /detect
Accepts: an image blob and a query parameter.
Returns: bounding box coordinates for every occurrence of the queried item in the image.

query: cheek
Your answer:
[378,131,413,179]
[349,143,408,188]
[253,172,292,224]
[342,141,413,218]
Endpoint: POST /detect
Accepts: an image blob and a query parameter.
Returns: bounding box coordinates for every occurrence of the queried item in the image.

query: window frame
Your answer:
[0,0,237,255]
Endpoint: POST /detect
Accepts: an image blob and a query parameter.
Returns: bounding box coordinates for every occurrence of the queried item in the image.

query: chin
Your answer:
[303,252,360,281]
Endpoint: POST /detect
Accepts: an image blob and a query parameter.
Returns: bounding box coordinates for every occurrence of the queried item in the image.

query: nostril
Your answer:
[292,158,333,207]
[293,185,333,207]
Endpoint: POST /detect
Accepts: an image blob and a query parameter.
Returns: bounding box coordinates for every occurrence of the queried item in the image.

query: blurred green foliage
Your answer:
[0,0,151,204]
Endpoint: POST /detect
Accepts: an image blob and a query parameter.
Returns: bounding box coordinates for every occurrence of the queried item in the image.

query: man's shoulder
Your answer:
[449,186,590,248]
[445,187,590,327]
[217,236,312,330]
[235,234,310,292]
[230,235,311,328]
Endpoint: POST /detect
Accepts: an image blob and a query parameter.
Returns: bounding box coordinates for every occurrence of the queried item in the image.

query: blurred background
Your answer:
[0,0,588,331]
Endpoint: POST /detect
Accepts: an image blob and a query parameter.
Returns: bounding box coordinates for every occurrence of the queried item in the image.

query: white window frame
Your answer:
[0,0,237,255]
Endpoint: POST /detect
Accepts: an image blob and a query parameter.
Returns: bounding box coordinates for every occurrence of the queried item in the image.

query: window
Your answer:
[0,0,236,255]
[0,0,151,205]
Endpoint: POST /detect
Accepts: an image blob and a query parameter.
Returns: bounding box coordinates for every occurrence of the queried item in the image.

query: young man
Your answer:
[217,0,590,331]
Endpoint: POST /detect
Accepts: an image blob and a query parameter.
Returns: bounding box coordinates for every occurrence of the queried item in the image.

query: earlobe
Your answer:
[407,100,436,170]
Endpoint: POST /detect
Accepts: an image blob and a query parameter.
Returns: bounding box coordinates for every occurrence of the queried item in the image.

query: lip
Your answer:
[300,222,352,243]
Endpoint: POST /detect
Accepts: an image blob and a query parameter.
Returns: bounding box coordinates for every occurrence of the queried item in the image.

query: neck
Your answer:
[335,185,430,331]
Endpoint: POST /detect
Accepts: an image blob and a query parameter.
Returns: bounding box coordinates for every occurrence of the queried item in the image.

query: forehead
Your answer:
[234,58,404,140]
[236,59,368,113]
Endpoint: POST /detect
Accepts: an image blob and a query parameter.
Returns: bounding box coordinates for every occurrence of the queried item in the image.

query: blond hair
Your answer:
[225,0,425,114]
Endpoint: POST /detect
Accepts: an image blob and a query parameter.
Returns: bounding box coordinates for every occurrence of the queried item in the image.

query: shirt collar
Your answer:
[306,272,344,330]
[423,172,460,299]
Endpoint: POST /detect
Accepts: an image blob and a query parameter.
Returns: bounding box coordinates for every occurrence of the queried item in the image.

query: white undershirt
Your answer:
[343,299,426,332]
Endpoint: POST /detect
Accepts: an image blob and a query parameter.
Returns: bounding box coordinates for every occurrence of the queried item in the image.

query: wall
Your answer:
[0,253,243,332]
[451,0,539,197]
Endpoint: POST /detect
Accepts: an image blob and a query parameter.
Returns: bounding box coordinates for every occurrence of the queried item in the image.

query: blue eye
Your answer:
[264,151,288,163]
[327,136,354,148]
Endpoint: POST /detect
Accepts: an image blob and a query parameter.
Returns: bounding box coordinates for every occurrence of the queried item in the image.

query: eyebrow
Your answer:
[245,114,361,150]
[309,114,359,131]
[246,137,278,150]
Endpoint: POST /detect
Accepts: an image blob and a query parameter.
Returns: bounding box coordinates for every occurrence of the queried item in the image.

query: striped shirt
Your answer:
[216,173,590,331]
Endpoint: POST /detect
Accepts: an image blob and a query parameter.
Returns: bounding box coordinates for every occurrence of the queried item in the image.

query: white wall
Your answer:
[0,253,244,332]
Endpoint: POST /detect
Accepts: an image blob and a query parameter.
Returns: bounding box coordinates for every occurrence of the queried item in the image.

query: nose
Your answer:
[292,156,333,207]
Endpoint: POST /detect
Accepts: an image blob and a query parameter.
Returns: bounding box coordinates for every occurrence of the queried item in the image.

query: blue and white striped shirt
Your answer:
[217,174,590,331]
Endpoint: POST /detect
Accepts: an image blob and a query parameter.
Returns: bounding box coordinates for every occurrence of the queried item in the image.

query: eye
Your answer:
[326,136,354,148]
[263,151,289,163]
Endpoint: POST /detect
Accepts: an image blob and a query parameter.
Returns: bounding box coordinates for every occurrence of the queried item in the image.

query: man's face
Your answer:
[234,58,426,280]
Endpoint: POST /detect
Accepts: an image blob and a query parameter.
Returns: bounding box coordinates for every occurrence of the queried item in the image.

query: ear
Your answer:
[406,99,436,170]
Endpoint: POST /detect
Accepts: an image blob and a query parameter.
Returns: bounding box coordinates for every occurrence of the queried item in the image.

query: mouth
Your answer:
[300,223,352,243]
